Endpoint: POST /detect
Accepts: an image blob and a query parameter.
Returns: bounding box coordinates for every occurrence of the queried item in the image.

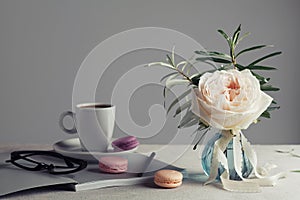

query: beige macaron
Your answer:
[154,169,183,188]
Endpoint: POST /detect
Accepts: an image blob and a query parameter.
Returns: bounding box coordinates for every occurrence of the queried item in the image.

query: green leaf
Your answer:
[194,51,231,59]
[181,61,193,73]
[247,65,277,70]
[190,69,218,86]
[190,73,206,86]
[266,106,280,112]
[235,64,245,71]
[171,46,175,67]
[232,24,241,47]
[178,111,197,128]
[173,100,192,117]
[190,73,203,80]
[190,74,202,86]
[165,79,189,89]
[236,64,276,71]
[236,32,250,46]
[248,51,282,66]
[260,111,271,118]
[236,45,272,57]
[194,58,218,69]
[261,85,280,91]
[163,73,180,107]
[260,77,271,85]
[250,71,270,85]
[167,89,191,114]
[176,61,188,69]
[190,69,217,79]
[219,64,231,70]
[166,54,175,67]
[163,86,166,98]
[163,86,167,108]
[193,127,210,150]
[196,57,231,64]
[291,170,300,173]
[180,118,199,128]
[160,72,178,82]
[217,29,232,47]
[192,123,208,135]
[148,62,175,70]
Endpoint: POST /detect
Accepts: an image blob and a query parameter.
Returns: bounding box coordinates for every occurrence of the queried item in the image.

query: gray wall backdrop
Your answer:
[0,0,299,145]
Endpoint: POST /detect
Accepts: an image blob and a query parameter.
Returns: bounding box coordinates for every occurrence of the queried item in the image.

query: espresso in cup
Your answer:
[79,104,112,109]
[59,103,115,152]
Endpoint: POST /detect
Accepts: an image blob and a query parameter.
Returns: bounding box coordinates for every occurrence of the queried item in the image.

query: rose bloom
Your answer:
[191,69,273,130]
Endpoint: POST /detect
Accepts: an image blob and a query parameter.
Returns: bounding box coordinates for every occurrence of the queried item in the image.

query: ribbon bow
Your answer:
[204,130,286,193]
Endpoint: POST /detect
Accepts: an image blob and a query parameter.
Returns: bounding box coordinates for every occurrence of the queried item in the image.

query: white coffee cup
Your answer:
[59,103,115,152]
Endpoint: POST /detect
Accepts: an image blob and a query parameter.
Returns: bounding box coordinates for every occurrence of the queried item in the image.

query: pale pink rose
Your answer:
[191,69,273,130]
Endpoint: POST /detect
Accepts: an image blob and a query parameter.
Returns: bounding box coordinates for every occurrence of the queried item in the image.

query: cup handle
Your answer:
[59,111,77,134]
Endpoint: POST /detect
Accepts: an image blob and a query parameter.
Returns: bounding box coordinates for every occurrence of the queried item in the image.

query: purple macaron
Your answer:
[112,136,139,151]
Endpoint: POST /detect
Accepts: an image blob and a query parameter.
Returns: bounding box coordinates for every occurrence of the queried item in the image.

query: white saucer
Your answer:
[53,138,138,162]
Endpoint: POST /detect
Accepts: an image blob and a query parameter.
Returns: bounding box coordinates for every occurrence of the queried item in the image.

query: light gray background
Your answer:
[0,0,299,145]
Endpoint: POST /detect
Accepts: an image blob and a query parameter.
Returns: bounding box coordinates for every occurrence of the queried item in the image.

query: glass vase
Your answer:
[201,132,253,180]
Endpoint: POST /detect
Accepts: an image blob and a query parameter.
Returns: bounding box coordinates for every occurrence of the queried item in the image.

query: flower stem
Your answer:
[230,45,237,69]
[176,68,193,83]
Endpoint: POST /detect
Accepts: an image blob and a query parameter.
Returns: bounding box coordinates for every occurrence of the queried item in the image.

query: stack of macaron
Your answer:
[98,156,128,174]
[154,169,183,188]
[98,136,139,174]
[112,136,139,151]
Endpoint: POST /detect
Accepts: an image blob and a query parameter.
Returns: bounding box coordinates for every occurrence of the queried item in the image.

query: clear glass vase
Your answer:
[201,132,253,180]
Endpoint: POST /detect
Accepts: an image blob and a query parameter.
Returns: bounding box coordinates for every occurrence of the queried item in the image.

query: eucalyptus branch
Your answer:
[166,54,193,83]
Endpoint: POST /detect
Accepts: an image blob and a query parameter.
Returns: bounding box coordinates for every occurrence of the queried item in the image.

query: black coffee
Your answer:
[80,104,113,109]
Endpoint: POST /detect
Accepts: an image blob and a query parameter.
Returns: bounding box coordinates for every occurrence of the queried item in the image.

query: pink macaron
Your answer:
[112,136,139,151]
[99,156,128,173]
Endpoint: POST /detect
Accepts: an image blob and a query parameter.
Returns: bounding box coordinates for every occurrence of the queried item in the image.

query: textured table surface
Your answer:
[1,144,300,200]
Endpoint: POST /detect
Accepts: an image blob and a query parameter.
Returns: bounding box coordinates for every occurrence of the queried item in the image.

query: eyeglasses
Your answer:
[6,150,87,174]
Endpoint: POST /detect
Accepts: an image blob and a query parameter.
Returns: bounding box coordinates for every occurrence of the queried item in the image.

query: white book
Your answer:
[0,152,185,196]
